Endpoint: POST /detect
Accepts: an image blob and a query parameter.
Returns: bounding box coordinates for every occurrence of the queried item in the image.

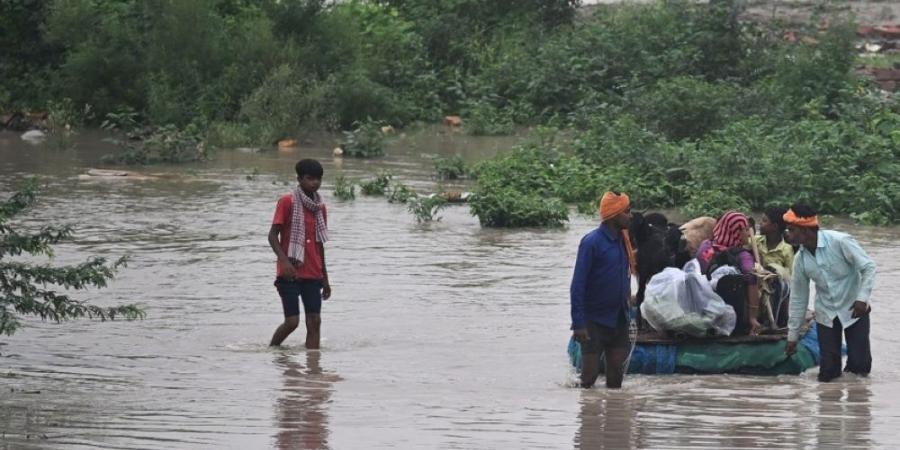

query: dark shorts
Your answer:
[274,278,322,317]
[581,320,630,355]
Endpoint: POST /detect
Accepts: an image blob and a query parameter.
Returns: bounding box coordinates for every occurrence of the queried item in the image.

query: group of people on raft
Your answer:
[570,191,877,389]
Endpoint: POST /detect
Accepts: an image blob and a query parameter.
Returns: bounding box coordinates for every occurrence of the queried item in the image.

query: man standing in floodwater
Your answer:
[570,191,635,388]
[783,203,876,382]
[269,159,332,348]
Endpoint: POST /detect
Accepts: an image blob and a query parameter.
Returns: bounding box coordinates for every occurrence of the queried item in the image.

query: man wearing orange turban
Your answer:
[570,191,634,389]
[783,203,877,382]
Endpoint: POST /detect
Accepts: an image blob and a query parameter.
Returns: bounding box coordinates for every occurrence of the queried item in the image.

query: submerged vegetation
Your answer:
[2,0,897,224]
[340,120,387,158]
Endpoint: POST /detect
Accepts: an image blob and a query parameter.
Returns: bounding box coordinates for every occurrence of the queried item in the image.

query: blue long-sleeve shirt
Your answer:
[570,224,632,330]
[788,229,877,341]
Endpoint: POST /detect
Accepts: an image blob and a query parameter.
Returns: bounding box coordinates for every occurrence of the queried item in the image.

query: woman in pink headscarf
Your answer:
[695,211,762,335]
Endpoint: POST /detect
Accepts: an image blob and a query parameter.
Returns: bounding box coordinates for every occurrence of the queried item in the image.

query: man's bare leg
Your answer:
[271,315,300,346]
[581,352,601,388]
[604,347,628,389]
[305,314,321,349]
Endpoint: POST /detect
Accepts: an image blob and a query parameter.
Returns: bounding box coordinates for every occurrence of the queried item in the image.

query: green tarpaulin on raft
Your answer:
[675,339,816,375]
[567,326,820,376]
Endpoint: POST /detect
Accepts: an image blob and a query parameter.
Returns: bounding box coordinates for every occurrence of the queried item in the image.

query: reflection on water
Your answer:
[275,351,341,450]
[575,391,637,449]
[0,129,898,448]
[817,383,873,449]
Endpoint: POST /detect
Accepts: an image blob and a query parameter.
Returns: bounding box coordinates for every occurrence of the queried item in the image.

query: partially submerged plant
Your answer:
[388,182,416,204]
[434,155,468,180]
[407,195,448,223]
[340,120,386,158]
[333,175,356,201]
[359,172,393,196]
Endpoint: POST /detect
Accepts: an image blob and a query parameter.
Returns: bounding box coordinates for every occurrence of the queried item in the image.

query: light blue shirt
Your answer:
[788,230,876,341]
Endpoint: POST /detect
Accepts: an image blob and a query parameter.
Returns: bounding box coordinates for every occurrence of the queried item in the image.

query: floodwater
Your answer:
[1,129,898,449]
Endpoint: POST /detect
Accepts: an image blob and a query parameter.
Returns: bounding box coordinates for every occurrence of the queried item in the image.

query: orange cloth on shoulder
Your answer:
[783,209,818,228]
[598,191,637,276]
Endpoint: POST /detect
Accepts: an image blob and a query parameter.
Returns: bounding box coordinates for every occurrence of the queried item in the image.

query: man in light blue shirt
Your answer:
[783,204,876,382]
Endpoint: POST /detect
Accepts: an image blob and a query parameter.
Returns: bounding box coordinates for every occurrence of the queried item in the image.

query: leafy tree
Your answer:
[0,180,144,336]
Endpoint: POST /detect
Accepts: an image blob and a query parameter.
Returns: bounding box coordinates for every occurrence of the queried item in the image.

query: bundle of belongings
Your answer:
[640,262,737,337]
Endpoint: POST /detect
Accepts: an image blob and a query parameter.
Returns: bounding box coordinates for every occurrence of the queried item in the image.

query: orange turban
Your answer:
[598,191,637,276]
[783,209,818,228]
[599,191,630,222]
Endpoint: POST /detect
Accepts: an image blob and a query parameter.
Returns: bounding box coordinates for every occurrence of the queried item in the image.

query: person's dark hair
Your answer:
[790,202,817,218]
[764,206,788,234]
[295,159,323,178]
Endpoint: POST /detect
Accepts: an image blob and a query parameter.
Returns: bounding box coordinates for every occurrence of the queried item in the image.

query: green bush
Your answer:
[434,155,468,180]
[45,98,85,150]
[463,99,515,136]
[341,120,387,157]
[388,182,417,204]
[628,76,739,141]
[407,195,448,223]
[102,123,208,165]
[240,64,328,144]
[333,175,357,201]
[359,172,393,195]
[469,187,568,227]
[468,135,574,227]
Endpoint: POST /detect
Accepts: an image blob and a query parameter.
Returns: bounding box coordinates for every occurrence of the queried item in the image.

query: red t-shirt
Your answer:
[272,194,327,280]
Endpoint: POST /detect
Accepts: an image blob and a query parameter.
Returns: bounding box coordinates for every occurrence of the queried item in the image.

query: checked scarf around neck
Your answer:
[288,186,328,264]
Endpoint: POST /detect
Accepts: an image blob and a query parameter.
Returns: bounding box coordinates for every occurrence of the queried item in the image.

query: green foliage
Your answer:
[332,175,357,201]
[434,155,468,180]
[469,135,575,227]
[45,0,148,118]
[239,64,329,144]
[45,98,86,150]
[359,172,393,196]
[0,0,61,108]
[407,195,448,223]
[388,182,417,204]
[628,77,738,141]
[341,121,387,158]
[102,123,208,165]
[472,110,900,226]
[0,179,144,336]
[748,23,859,121]
[463,100,515,136]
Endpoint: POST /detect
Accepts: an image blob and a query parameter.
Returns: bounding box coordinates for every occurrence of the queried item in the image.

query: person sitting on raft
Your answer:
[695,211,762,335]
[751,206,795,327]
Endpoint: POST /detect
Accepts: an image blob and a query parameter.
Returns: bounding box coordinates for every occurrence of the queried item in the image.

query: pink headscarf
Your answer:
[712,211,749,250]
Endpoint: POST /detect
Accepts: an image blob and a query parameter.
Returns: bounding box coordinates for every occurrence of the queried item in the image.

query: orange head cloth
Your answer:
[598,191,637,276]
[599,191,630,222]
[783,209,818,228]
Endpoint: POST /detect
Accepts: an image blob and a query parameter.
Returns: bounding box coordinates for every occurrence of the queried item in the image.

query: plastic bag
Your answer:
[641,267,736,337]
[710,265,740,291]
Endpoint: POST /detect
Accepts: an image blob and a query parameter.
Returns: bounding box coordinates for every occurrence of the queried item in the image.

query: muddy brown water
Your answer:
[1,129,898,449]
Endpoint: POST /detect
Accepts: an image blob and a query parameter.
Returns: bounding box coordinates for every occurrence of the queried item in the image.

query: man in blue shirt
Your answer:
[571,191,635,388]
[783,204,877,382]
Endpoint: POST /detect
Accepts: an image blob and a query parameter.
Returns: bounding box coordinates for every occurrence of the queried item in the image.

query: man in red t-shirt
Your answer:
[269,159,331,349]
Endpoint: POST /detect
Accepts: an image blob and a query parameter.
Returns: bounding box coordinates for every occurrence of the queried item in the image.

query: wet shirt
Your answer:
[752,235,795,276]
[272,194,327,280]
[570,224,632,330]
[787,230,876,341]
